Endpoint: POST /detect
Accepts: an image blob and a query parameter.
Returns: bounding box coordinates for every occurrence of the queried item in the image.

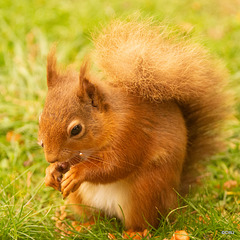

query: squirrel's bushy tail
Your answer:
[93,19,229,190]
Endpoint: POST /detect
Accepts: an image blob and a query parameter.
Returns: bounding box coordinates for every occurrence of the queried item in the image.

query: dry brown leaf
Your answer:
[122,229,151,239]
[198,214,210,224]
[198,216,206,224]
[223,180,238,189]
[142,229,151,237]
[170,230,190,240]
[123,231,141,239]
[122,232,130,239]
[108,233,116,239]
[132,234,142,240]
[6,131,22,143]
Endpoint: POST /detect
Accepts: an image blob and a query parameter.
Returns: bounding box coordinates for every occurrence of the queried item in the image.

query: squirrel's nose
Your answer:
[48,158,58,163]
[45,153,58,163]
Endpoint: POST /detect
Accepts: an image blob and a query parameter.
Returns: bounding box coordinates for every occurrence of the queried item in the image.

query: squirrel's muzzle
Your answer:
[45,152,59,163]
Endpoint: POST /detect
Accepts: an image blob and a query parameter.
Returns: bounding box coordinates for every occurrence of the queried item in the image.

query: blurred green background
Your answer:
[0,0,240,239]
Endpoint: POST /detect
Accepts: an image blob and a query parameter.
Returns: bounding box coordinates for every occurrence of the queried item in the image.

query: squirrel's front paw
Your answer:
[45,162,70,191]
[61,165,84,199]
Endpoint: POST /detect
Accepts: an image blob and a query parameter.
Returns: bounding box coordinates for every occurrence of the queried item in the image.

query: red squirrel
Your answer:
[38,19,228,230]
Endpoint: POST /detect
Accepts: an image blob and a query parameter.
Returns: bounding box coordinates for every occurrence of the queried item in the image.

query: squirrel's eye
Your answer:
[71,124,82,136]
[67,120,85,138]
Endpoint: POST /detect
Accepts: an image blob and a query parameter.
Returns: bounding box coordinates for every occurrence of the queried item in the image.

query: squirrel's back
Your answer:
[93,19,229,189]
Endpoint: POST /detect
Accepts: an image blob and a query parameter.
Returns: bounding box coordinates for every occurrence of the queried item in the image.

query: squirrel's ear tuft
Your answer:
[79,60,90,91]
[79,61,109,111]
[47,49,58,88]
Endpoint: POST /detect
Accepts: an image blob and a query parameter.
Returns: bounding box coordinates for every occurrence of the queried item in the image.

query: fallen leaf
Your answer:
[123,231,142,239]
[6,131,22,143]
[132,235,142,240]
[223,180,237,189]
[143,229,151,238]
[198,214,210,224]
[122,229,151,239]
[170,230,190,240]
[108,233,116,239]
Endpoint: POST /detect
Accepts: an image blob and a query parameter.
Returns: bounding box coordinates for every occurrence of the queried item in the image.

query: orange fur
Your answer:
[39,19,228,230]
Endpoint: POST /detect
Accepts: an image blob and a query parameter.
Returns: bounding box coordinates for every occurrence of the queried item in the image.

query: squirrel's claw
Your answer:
[45,177,59,191]
[62,180,80,199]
[61,165,83,199]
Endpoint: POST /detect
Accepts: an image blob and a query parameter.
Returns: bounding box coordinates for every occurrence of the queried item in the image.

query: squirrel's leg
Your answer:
[66,192,94,219]
[54,194,96,234]
[125,167,180,230]
[64,192,101,232]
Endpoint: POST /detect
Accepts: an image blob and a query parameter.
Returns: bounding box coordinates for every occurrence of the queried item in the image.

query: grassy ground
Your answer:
[0,0,240,239]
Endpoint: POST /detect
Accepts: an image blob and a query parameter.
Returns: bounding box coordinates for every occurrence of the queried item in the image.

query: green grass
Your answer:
[0,0,240,239]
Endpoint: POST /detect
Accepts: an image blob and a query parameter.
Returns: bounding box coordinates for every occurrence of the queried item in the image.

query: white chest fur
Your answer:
[77,181,130,220]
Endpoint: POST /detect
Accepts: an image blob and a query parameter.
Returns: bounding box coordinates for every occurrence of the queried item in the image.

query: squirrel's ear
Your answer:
[47,49,58,88]
[78,61,108,111]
